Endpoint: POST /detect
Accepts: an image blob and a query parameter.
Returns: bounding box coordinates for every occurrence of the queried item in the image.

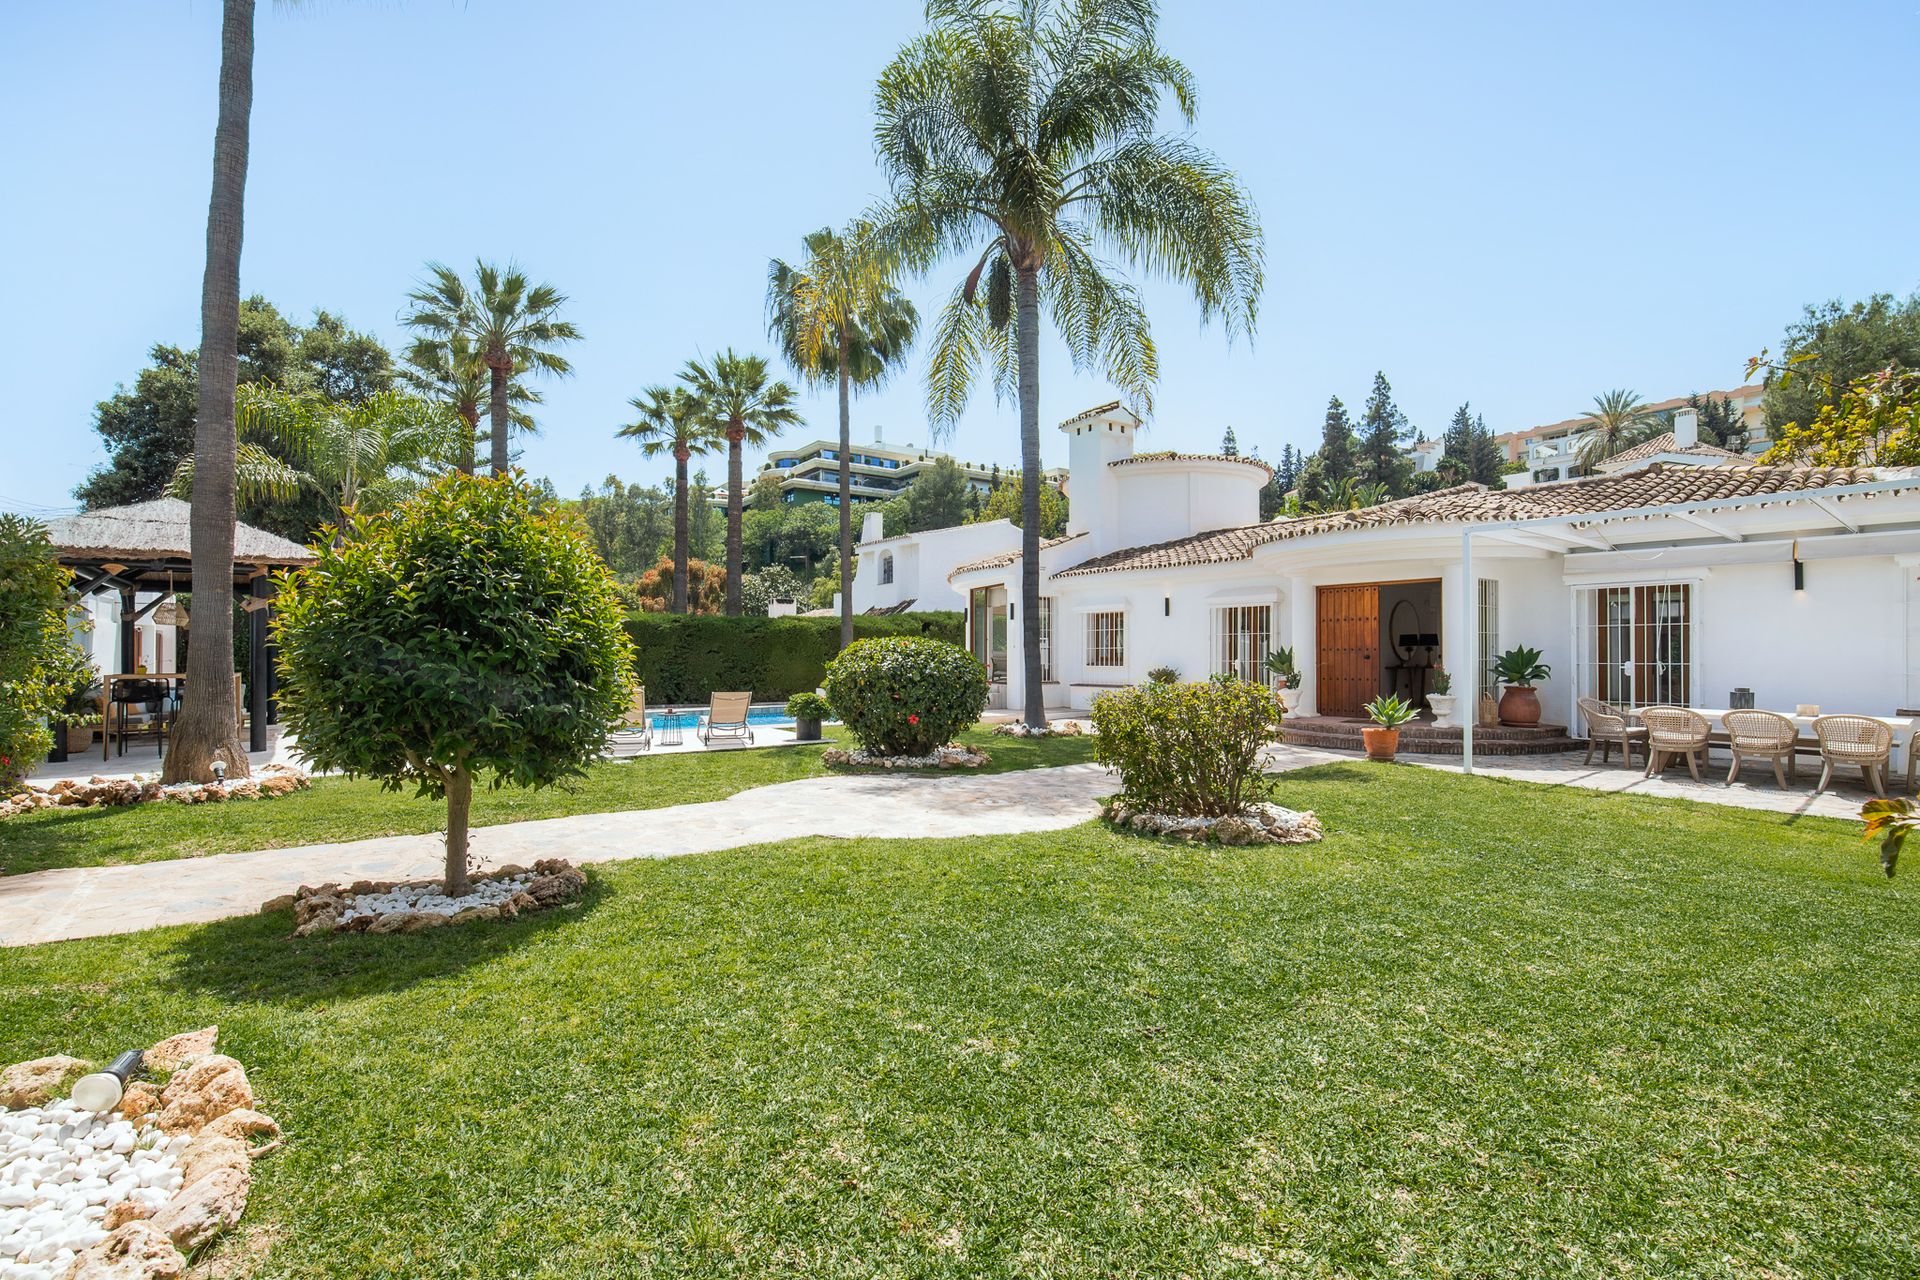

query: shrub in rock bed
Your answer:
[272,858,588,937]
[822,636,988,758]
[1091,676,1284,820]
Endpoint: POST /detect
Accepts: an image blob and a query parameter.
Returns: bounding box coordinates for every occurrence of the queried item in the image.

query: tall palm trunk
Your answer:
[488,359,510,475]
[1015,263,1047,731]
[725,422,745,615]
[673,449,691,613]
[458,406,478,475]
[166,0,255,785]
[836,331,853,649]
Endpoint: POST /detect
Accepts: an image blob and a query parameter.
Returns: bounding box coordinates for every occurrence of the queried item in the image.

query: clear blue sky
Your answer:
[4,1,1917,516]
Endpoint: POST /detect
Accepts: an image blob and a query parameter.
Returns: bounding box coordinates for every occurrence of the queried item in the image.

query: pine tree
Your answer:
[1470,413,1505,485]
[1440,403,1476,481]
[1220,425,1239,457]
[1356,372,1412,495]
[1316,397,1354,484]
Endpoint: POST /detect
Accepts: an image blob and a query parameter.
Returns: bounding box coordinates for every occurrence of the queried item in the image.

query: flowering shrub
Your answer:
[1091,676,1277,817]
[821,637,988,757]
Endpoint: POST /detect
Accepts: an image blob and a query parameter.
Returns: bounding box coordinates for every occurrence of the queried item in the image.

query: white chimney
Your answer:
[1674,408,1699,449]
[859,510,884,544]
[1061,403,1142,553]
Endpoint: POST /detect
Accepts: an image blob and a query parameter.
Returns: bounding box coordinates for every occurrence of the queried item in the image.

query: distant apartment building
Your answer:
[1495,384,1768,488]
[712,435,1061,507]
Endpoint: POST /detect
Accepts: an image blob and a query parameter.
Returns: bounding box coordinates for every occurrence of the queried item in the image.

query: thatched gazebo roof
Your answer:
[43,498,315,591]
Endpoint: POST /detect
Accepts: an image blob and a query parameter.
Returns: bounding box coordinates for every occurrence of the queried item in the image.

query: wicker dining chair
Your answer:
[1640,705,1712,782]
[1812,714,1894,797]
[1722,709,1798,790]
[1578,696,1648,767]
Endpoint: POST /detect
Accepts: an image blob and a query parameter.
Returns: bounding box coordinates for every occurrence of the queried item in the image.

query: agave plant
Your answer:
[1364,693,1417,729]
[1263,646,1298,688]
[1493,646,1551,688]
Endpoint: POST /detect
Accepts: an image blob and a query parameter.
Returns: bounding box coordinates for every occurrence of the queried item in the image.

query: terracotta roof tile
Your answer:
[1052,464,1891,579]
[949,532,1086,577]
[1108,450,1274,477]
[1596,431,1747,469]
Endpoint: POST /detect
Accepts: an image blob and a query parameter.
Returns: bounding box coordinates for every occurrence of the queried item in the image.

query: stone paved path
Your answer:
[3,744,1878,949]
[0,764,1118,948]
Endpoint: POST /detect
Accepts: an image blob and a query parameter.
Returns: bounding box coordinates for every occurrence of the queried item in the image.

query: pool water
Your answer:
[649,707,796,730]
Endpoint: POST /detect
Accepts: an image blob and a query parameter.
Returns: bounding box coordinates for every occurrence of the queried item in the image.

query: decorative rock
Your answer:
[1,1058,89,1110]
[1105,801,1323,845]
[283,862,584,936]
[257,894,295,916]
[175,1137,247,1190]
[143,1029,216,1074]
[200,1110,279,1152]
[147,1164,248,1252]
[99,1200,149,1231]
[155,1058,251,1135]
[396,912,448,933]
[1213,815,1259,846]
[0,765,310,823]
[821,745,990,770]
[60,1221,183,1280]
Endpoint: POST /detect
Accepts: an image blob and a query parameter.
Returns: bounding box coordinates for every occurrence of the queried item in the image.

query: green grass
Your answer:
[0,725,1094,877]
[2,763,1915,1277]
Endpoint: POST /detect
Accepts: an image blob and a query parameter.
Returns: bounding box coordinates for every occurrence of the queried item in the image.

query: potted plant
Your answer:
[1144,665,1180,685]
[1492,646,1551,726]
[786,692,830,742]
[1264,647,1302,714]
[1426,666,1456,728]
[1361,693,1416,761]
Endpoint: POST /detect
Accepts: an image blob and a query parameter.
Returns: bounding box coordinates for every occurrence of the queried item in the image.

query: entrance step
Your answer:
[1281,715,1582,757]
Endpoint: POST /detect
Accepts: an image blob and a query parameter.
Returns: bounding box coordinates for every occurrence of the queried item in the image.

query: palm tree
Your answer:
[1576,389,1661,471]
[873,0,1264,729]
[617,387,716,613]
[402,261,580,476]
[167,0,258,785]
[400,333,542,474]
[680,350,803,615]
[767,224,920,645]
[171,386,465,529]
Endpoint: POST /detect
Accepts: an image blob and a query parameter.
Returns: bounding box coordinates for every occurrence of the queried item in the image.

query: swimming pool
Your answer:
[648,706,796,731]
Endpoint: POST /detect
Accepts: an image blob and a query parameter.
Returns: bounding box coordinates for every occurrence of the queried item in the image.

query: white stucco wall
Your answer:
[853,520,1020,616]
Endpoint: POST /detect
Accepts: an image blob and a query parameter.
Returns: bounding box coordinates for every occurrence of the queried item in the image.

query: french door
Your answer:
[1583,583,1693,708]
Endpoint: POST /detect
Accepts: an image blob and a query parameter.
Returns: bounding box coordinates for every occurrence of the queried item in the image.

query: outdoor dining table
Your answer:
[96,672,185,760]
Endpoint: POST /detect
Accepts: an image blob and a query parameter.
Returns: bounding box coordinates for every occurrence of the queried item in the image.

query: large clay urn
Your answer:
[1498,684,1541,727]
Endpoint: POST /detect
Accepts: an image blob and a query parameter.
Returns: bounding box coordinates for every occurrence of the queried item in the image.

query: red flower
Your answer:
[907,713,920,725]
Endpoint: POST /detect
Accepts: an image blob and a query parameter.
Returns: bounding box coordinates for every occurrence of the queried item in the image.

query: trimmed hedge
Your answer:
[624,612,963,704]
[822,636,989,756]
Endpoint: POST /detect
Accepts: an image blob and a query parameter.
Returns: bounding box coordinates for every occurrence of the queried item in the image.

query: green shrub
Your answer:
[0,515,88,792]
[1091,677,1277,817]
[785,691,830,721]
[274,475,633,894]
[624,612,962,704]
[822,636,988,756]
[1144,665,1180,684]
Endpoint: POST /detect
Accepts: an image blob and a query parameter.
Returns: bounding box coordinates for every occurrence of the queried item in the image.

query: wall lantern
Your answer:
[1164,596,1171,616]
[1792,539,1805,592]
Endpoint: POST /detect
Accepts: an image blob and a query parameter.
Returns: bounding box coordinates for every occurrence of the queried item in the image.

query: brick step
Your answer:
[1279,716,1583,757]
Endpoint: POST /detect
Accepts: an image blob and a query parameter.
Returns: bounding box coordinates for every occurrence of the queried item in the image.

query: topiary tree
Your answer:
[273,474,634,895]
[0,516,88,792]
[822,636,987,757]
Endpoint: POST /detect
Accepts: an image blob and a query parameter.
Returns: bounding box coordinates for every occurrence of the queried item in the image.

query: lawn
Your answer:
[0,725,1095,877]
[2,763,1915,1277]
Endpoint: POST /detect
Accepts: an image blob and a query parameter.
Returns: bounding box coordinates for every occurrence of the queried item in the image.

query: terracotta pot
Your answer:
[1361,726,1400,761]
[1498,685,1541,727]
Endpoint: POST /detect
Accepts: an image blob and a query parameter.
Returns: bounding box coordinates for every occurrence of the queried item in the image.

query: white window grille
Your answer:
[1476,578,1499,693]
[1086,611,1126,668]
[880,554,894,585]
[1211,605,1272,683]
[1579,583,1694,708]
[1037,597,1055,683]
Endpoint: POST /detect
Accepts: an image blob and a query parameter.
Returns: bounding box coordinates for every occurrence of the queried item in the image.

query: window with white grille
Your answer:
[1579,583,1693,708]
[1086,611,1126,667]
[1211,605,1272,682]
[1037,597,1055,683]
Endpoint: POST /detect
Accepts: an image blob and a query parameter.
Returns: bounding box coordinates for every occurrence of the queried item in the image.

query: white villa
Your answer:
[882,401,1920,744]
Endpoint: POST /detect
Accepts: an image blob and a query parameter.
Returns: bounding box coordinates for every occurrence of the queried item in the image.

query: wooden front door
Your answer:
[1317,584,1380,717]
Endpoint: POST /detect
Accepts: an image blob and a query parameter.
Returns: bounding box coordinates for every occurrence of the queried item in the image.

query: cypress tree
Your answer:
[1316,396,1355,484]
[1470,413,1505,485]
[1220,425,1239,457]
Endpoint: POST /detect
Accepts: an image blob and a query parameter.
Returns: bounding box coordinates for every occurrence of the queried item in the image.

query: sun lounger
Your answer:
[699,691,754,747]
